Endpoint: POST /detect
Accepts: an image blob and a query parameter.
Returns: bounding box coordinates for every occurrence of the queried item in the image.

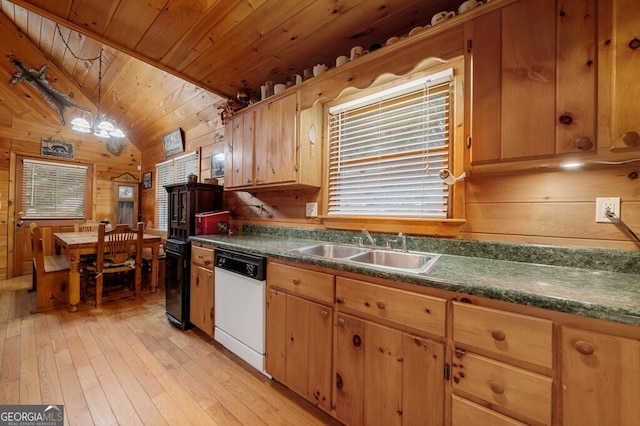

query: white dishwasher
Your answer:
[214,248,270,377]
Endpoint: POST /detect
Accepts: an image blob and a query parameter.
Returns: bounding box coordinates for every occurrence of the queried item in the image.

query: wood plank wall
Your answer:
[219,166,640,250]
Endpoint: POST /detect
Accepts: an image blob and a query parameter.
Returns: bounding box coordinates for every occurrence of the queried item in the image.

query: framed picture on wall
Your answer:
[142,172,152,189]
[211,153,224,177]
[162,128,184,157]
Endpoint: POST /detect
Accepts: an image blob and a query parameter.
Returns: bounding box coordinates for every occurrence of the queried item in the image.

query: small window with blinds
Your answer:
[327,69,453,218]
[154,152,198,230]
[21,159,88,219]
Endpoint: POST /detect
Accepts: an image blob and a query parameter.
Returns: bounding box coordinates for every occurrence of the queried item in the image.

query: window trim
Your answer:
[321,59,466,236]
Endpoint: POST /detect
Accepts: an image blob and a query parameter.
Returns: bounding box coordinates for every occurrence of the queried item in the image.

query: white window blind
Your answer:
[327,69,453,218]
[21,159,88,219]
[154,152,198,230]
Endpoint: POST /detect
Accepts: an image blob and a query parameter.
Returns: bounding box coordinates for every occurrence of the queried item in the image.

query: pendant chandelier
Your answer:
[69,49,125,138]
[57,24,125,138]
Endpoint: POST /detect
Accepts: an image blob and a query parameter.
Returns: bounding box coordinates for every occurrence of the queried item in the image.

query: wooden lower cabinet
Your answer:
[265,288,333,412]
[189,244,215,336]
[334,312,445,426]
[263,260,640,425]
[560,326,640,425]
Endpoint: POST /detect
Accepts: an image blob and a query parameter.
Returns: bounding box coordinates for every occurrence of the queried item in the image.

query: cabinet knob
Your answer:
[491,330,506,341]
[574,340,595,355]
[292,278,300,285]
[559,114,573,125]
[376,300,385,310]
[489,381,505,395]
[622,131,640,147]
[574,137,594,151]
[320,310,329,319]
[337,318,345,327]
[352,334,362,347]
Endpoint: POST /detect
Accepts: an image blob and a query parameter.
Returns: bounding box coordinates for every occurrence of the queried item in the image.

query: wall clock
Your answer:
[112,173,139,227]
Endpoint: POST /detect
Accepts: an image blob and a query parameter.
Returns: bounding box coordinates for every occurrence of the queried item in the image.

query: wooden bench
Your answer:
[32,226,70,311]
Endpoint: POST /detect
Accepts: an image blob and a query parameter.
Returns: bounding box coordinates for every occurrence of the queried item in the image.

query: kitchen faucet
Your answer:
[385,232,408,252]
[360,228,376,247]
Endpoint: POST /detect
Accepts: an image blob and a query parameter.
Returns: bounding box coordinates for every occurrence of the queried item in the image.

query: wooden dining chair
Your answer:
[73,220,100,232]
[31,226,70,311]
[83,222,144,307]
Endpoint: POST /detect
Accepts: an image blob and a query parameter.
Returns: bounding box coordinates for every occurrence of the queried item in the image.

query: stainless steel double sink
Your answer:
[289,243,440,274]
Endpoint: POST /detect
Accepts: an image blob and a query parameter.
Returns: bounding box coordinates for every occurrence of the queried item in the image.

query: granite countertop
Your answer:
[190,231,640,327]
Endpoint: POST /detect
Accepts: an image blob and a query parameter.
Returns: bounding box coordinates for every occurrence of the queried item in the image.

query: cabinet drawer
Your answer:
[452,395,526,426]
[336,277,446,337]
[268,262,334,304]
[191,245,215,269]
[453,302,553,368]
[452,352,552,425]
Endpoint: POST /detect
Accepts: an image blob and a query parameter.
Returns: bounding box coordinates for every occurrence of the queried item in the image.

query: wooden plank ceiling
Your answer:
[0,0,460,150]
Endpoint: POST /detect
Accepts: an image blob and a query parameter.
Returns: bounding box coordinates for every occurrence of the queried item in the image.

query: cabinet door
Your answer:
[266,288,286,381]
[306,300,332,412]
[561,326,640,425]
[471,0,595,163]
[402,333,445,426]
[604,0,640,148]
[254,93,297,185]
[556,0,597,154]
[334,313,365,426]
[266,291,333,412]
[285,294,310,397]
[189,263,214,336]
[471,1,555,163]
[224,113,255,189]
[239,112,255,186]
[469,9,502,163]
[224,118,238,188]
[364,321,402,426]
[334,314,445,426]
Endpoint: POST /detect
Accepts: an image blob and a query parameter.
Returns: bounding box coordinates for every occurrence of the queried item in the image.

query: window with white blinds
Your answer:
[21,159,88,219]
[154,152,198,230]
[327,69,453,218]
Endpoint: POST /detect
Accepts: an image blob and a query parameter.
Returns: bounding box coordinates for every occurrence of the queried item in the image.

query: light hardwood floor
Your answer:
[0,276,341,425]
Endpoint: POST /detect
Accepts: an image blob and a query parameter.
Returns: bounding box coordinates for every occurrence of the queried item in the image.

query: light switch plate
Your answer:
[305,202,318,217]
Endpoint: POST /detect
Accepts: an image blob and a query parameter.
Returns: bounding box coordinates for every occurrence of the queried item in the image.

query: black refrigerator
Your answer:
[164,183,223,330]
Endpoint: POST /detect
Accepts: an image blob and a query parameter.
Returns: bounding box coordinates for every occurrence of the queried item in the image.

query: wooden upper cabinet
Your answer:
[600,0,640,149]
[223,91,321,190]
[470,0,597,164]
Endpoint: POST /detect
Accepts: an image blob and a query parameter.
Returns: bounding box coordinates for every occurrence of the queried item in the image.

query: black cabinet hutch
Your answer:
[165,182,223,240]
[164,182,223,330]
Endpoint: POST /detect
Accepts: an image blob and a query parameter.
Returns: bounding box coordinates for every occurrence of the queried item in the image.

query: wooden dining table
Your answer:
[54,231,162,312]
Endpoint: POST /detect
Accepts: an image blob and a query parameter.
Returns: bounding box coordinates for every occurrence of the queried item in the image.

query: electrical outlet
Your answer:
[595,197,621,223]
[305,202,318,218]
